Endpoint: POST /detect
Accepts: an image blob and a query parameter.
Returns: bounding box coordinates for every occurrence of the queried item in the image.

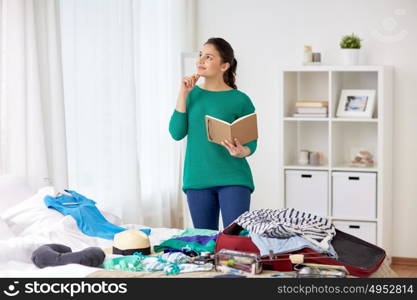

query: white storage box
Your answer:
[285,170,328,217]
[333,220,377,244]
[332,172,376,219]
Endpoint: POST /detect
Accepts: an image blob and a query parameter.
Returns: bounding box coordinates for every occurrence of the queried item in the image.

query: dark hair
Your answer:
[204,37,237,89]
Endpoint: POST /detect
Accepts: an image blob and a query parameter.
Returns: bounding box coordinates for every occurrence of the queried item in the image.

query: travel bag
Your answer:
[215,222,386,277]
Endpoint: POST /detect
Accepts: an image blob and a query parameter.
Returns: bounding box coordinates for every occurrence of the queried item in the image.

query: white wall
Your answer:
[197,0,417,258]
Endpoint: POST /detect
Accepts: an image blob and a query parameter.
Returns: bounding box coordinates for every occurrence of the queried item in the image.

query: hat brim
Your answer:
[112,246,151,256]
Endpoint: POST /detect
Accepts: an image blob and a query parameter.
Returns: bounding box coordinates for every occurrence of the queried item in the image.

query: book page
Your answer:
[231,112,256,125]
[205,115,231,125]
[205,116,232,144]
[230,113,258,145]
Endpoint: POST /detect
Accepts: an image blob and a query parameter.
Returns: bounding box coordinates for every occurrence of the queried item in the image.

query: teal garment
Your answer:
[44,190,151,240]
[102,255,144,272]
[168,85,258,194]
[174,228,218,237]
[102,252,197,275]
[153,239,216,255]
[152,228,218,254]
[238,229,250,237]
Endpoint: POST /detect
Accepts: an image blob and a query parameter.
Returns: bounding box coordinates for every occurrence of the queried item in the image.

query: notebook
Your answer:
[205,113,258,145]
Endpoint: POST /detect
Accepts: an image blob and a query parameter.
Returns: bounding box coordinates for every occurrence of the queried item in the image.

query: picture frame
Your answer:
[336,89,376,118]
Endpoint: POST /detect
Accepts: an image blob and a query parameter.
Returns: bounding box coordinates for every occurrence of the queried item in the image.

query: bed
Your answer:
[0,176,398,278]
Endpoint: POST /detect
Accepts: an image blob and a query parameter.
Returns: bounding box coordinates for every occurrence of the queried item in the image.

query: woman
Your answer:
[169,37,257,230]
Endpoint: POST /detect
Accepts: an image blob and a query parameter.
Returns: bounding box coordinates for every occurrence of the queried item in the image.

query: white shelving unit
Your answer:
[280,65,394,257]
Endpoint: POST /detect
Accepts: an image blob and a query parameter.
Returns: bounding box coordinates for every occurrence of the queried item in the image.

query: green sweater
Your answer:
[169,85,257,194]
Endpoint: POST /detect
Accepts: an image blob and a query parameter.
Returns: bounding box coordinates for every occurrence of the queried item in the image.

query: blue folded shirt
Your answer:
[250,232,338,259]
[44,190,150,240]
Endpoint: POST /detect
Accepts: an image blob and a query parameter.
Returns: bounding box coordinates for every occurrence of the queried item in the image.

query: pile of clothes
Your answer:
[153,228,219,256]
[102,252,213,275]
[31,190,152,270]
[32,189,220,275]
[101,228,219,275]
[234,208,338,258]
[34,189,342,275]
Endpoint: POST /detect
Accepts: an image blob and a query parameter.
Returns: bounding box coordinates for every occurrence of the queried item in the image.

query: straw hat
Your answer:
[112,229,151,256]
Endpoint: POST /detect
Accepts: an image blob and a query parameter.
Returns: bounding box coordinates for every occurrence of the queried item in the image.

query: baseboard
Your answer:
[391,257,417,266]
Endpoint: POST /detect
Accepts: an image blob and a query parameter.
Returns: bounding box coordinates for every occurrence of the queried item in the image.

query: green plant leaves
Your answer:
[340,33,362,49]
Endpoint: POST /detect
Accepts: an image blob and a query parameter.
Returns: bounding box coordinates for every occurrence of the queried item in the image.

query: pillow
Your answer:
[1,186,63,236]
[0,175,35,212]
[101,210,123,226]
[0,217,15,239]
[31,244,105,268]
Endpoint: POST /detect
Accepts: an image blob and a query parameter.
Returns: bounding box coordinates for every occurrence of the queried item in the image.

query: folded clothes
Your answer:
[102,252,213,275]
[31,244,105,268]
[174,234,219,245]
[163,248,199,257]
[153,239,216,255]
[174,228,219,237]
[250,233,338,258]
[153,228,219,255]
[235,208,336,251]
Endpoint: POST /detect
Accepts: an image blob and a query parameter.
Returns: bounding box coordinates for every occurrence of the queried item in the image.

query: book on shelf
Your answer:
[295,100,328,108]
[292,113,328,118]
[297,107,328,114]
[205,113,258,145]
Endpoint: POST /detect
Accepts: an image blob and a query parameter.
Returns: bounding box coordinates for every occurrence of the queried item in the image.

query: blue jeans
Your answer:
[185,185,251,230]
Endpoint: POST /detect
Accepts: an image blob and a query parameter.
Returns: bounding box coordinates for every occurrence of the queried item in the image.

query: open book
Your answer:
[205,113,258,145]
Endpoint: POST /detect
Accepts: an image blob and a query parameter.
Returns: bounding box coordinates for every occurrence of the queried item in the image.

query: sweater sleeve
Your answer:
[169,109,188,141]
[240,95,257,157]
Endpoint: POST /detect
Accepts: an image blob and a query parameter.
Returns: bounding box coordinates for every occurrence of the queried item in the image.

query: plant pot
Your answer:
[341,48,360,65]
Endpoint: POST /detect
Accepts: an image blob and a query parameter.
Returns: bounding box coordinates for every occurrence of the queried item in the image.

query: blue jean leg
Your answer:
[186,187,220,230]
[218,185,251,228]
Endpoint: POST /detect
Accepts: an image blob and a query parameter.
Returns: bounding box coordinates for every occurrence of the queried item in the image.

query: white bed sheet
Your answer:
[0,186,183,277]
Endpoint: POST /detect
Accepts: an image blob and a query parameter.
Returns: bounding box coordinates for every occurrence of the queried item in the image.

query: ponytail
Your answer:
[224,58,237,89]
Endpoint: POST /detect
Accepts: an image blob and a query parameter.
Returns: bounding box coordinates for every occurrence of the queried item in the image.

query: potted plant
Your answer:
[339,33,362,65]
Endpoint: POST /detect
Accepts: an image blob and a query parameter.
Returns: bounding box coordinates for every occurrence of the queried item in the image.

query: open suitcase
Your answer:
[215,223,386,277]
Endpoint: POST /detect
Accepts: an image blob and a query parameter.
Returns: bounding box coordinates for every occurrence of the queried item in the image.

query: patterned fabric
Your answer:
[176,228,219,237]
[102,252,213,275]
[153,228,219,254]
[153,237,216,254]
[175,234,219,245]
[234,208,336,250]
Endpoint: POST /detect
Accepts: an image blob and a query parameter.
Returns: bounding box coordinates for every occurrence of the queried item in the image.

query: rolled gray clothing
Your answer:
[31,243,105,268]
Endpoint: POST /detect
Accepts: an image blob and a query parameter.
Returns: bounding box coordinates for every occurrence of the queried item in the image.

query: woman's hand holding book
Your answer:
[221,138,250,158]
